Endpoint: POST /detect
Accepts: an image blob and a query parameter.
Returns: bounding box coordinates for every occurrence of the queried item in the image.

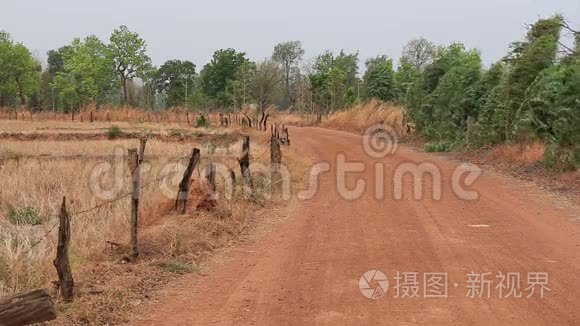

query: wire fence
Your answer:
[12,133,277,262]
[15,152,194,261]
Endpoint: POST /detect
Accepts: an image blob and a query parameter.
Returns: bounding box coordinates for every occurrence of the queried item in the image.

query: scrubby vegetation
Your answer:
[398,16,579,171]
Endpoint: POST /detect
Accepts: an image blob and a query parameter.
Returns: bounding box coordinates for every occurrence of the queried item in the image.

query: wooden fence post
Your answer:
[205,163,216,192]
[128,148,140,259]
[270,136,282,192]
[238,136,251,184]
[175,148,201,213]
[280,127,290,146]
[54,196,74,302]
[90,111,93,123]
[0,289,57,325]
[138,137,148,165]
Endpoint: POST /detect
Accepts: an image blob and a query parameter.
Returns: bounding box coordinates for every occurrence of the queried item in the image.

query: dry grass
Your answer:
[0,118,305,324]
[321,101,406,135]
[0,106,207,125]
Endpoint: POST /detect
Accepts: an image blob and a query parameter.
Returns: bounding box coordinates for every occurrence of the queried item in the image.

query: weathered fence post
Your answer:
[280,127,290,146]
[270,136,282,192]
[262,113,269,131]
[90,111,93,123]
[205,163,216,193]
[0,289,57,325]
[186,112,190,126]
[128,148,140,259]
[228,168,236,184]
[175,148,201,213]
[238,136,251,184]
[54,196,74,302]
[138,137,148,165]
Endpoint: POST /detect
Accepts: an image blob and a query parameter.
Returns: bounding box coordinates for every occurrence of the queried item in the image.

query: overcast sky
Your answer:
[1,0,579,69]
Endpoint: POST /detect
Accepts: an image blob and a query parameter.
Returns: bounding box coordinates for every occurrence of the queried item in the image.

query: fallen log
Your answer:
[0,289,57,326]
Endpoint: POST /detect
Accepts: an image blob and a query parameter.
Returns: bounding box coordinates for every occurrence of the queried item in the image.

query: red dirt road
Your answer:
[136,127,580,325]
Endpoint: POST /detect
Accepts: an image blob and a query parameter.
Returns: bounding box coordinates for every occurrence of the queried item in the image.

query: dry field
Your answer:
[0,116,306,324]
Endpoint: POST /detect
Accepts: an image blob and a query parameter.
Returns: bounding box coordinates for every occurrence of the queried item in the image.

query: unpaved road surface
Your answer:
[137,127,580,325]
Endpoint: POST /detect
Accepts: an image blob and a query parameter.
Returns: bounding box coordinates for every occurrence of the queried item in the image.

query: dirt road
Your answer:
[136,127,580,325]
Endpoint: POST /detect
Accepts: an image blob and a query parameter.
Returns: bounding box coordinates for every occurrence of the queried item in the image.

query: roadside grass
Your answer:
[321,100,405,135]
[0,122,306,324]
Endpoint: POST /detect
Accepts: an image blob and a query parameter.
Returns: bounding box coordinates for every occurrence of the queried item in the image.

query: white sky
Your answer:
[1,0,579,69]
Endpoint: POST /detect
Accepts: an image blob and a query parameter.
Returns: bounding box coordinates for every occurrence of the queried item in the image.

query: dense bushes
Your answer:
[397,15,578,171]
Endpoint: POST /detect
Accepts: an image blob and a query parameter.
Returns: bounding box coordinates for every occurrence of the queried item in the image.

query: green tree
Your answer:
[310,50,359,112]
[200,48,250,106]
[362,55,396,101]
[109,25,152,105]
[505,16,562,139]
[422,47,482,140]
[272,40,304,107]
[518,62,580,170]
[53,36,117,110]
[394,60,421,104]
[0,31,40,107]
[155,60,196,107]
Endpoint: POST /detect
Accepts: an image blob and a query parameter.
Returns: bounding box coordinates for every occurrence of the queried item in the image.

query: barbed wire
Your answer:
[14,151,193,261]
[14,140,270,261]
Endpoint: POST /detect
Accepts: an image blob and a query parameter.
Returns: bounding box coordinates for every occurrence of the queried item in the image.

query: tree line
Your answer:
[0,16,578,169]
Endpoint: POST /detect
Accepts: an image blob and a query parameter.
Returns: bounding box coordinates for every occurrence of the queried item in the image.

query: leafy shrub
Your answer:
[543,144,578,172]
[195,115,208,128]
[424,140,457,152]
[8,206,47,225]
[107,125,122,139]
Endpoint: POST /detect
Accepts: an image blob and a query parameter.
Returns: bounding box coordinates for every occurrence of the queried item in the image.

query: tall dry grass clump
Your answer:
[321,100,406,135]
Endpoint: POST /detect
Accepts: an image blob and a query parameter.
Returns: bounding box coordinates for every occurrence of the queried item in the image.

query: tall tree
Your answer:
[53,35,117,110]
[272,41,304,107]
[401,37,435,71]
[310,50,359,112]
[200,48,250,106]
[155,60,196,107]
[109,25,152,105]
[505,16,562,138]
[250,60,283,120]
[0,31,40,107]
[362,55,396,101]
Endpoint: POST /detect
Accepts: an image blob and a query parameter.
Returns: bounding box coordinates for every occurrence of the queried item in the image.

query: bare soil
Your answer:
[133,127,580,325]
